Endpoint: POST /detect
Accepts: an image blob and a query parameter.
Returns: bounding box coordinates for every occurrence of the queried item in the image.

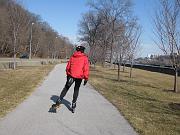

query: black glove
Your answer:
[84,80,88,86]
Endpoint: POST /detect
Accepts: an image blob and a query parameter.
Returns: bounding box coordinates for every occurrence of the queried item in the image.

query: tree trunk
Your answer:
[3,43,9,55]
[110,44,113,64]
[110,33,114,67]
[123,62,125,72]
[101,61,103,67]
[118,62,120,81]
[117,56,122,81]
[33,41,40,56]
[130,62,133,78]
[13,30,17,70]
[114,63,116,69]
[174,67,179,92]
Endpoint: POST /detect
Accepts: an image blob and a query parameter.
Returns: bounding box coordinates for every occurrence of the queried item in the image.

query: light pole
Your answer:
[29,22,34,59]
[54,36,58,59]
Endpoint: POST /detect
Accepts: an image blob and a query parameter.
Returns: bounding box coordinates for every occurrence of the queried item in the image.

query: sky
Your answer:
[23,0,162,57]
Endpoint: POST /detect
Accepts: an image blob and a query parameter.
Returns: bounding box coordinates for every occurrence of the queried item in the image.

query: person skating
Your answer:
[52,45,89,113]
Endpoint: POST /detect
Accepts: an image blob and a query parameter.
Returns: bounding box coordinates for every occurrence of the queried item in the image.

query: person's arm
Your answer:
[83,57,89,85]
[66,58,71,75]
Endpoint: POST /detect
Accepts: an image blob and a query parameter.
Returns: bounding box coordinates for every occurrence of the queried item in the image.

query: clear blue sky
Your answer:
[23,0,161,57]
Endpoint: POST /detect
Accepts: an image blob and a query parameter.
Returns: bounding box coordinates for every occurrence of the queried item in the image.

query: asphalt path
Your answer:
[0,64,137,135]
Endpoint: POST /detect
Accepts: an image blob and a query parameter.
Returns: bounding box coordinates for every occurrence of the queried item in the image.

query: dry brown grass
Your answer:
[89,66,180,135]
[0,65,54,118]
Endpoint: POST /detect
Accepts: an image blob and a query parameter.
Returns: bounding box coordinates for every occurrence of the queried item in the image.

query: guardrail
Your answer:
[0,58,68,69]
[113,62,180,76]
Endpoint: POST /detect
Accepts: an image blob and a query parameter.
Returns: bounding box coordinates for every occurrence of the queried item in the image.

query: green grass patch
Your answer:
[89,66,180,135]
[0,65,54,118]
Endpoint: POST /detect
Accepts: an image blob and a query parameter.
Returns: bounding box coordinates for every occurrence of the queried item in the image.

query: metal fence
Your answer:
[114,63,180,76]
[0,58,63,69]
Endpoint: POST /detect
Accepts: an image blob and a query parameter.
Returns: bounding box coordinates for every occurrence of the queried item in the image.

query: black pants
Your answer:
[59,76,82,103]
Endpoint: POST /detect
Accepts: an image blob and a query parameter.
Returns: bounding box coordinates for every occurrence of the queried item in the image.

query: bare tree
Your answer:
[153,0,180,92]
[111,15,141,81]
[79,11,102,66]
[0,6,11,56]
[127,20,141,78]
[7,0,30,69]
[0,0,74,60]
[87,0,132,65]
[78,0,134,68]
[114,25,129,81]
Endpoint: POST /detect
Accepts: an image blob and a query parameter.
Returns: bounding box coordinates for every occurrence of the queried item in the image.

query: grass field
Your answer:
[0,65,54,118]
[89,66,180,135]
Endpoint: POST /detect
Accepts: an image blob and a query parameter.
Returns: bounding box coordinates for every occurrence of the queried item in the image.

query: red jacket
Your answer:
[66,51,89,80]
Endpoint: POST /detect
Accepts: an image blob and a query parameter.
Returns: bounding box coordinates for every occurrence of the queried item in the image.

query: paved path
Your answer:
[0,64,137,135]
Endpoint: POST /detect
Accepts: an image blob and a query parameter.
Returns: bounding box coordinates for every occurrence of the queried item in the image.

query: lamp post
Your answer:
[54,36,58,59]
[29,22,34,59]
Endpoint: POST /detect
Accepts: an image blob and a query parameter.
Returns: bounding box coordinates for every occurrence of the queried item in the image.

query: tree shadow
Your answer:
[132,80,159,89]
[163,89,175,93]
[120,90,159,102]
[48,95,72,113]
[145,102,180,119]
[169,102,180,111]
[91,73,129,83]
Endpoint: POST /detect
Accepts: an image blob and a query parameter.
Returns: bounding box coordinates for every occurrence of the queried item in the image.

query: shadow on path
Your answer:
[48,95,72,113]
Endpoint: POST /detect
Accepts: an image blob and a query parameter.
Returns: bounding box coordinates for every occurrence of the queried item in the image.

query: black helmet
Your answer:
[76,45,85,52]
